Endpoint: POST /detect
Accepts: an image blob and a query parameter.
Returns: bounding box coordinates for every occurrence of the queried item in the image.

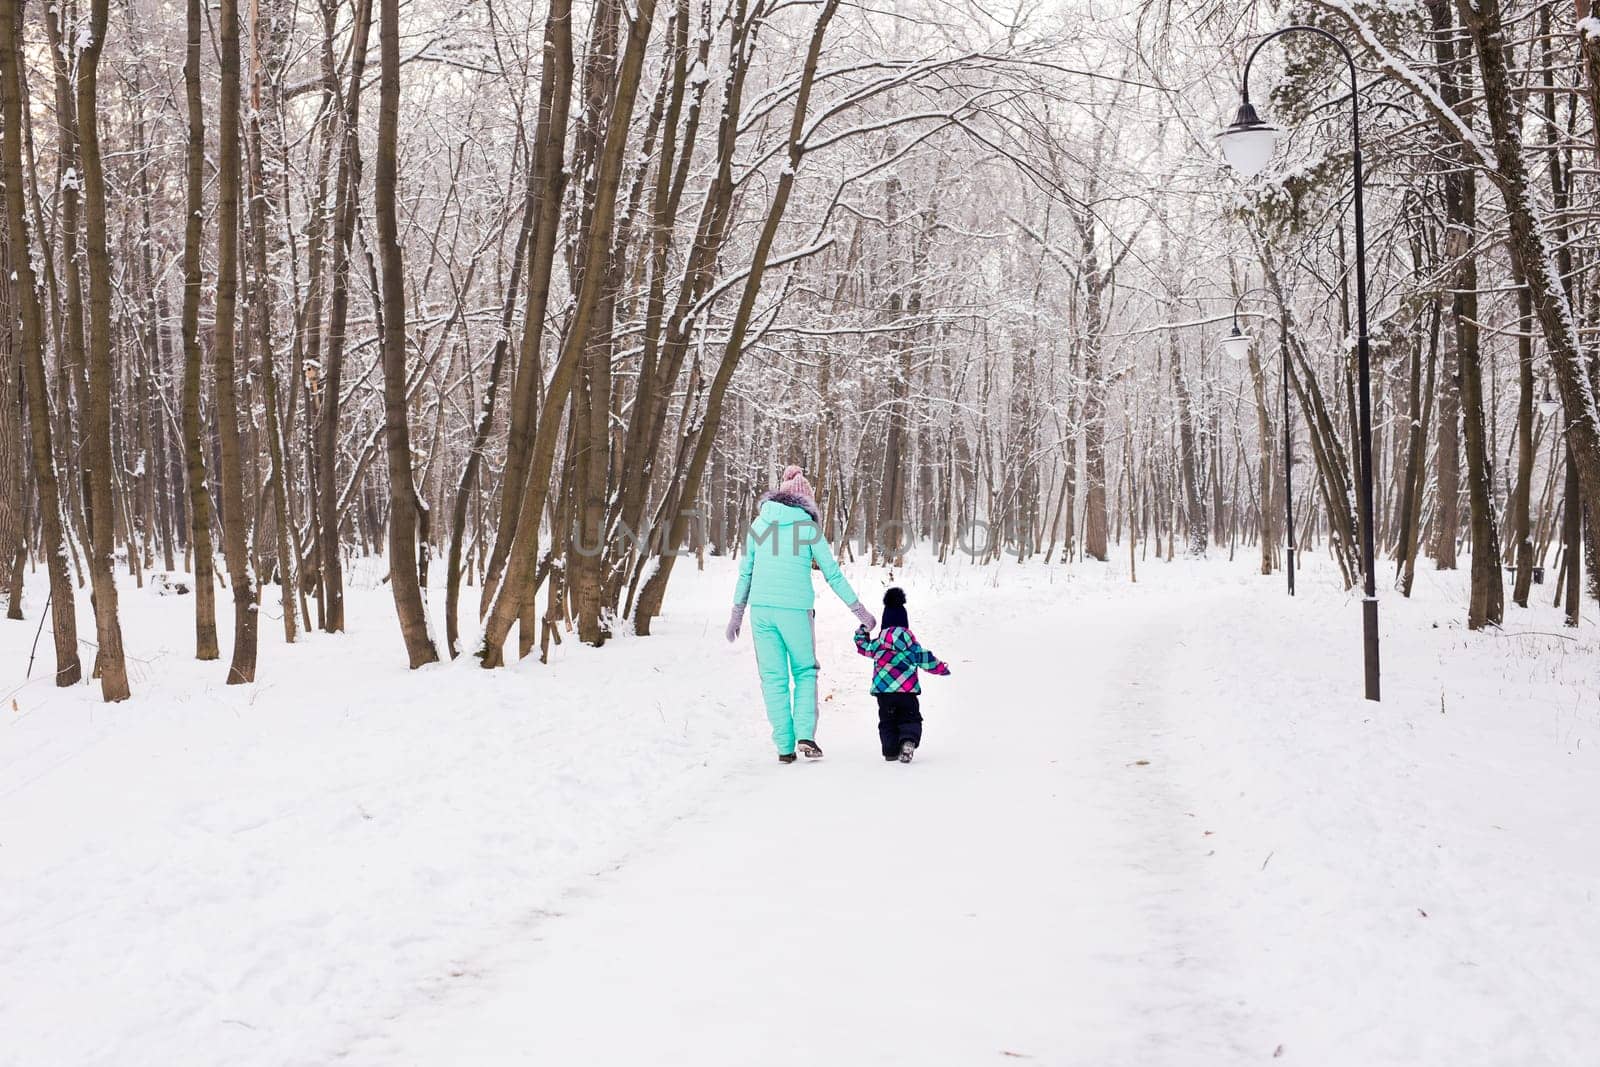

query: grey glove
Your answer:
[849,601,876,631]
[726,603,746,643]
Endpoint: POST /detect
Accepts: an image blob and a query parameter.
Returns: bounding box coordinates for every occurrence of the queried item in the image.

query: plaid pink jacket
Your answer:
[853,626,950,694]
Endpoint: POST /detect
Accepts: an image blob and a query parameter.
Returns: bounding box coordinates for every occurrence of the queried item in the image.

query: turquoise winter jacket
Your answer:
[733,497,859,611]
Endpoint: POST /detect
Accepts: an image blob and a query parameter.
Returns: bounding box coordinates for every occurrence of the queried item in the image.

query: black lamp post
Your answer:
[1218,25,1380,702]
[1221,298,1295,597]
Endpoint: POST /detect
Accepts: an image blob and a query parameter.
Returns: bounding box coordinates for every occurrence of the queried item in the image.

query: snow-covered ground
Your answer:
[3,549,1598,1065]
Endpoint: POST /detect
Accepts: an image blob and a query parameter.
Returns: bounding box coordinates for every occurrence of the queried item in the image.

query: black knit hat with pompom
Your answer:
[882,586,908,630]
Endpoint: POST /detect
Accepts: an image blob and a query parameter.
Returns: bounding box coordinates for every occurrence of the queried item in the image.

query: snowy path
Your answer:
[345,595,1255,1065]
[8,558,1600,1066]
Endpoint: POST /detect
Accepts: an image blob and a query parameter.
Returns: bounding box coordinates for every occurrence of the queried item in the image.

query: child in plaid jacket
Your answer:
[853,587,950,763]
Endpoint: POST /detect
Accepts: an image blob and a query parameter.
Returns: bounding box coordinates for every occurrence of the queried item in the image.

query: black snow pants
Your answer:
[875,693,923,759]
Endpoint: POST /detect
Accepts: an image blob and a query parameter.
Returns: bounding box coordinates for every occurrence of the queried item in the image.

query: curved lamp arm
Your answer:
[1239,24,1358,111]
[1229,285,1275,332]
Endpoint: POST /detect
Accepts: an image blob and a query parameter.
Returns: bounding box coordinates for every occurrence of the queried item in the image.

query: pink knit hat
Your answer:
[778,464,816,505]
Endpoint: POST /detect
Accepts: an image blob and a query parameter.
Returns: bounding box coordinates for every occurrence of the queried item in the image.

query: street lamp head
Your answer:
[1217,100,1280,178]
[1221,323,1252,362]
[1540,380,1559,419]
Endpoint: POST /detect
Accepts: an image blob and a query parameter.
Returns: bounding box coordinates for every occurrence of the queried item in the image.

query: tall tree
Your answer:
[375,0,438,667]
[0,0,77,682]
[181,0,219,661]
[1,227,24,618]
[74,0,131,700]
[216,0,259,683]
[314,0,374,634]
[41,0,91,561]
[1429,0,1503,628]
[247,5,302,643]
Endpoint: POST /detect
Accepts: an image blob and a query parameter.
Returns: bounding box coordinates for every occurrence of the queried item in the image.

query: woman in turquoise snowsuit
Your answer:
[725,466,875,762]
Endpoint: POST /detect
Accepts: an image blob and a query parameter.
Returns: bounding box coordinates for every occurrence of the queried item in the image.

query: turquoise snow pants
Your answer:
[750,606,818,755]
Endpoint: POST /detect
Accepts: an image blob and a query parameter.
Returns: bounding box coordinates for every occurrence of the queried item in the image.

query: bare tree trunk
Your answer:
[0,237,23,619]
[1397,302,1438,596]
[372,0,437,667]
[180,0,220,660]
[1429,2,1465,572]
[74,0,130,700]
[128,85,177,577]
[566,0,624,646]
[294,37,338,629]
[247,13,299,644]
[1510,284,1535,607]
[1454,175,1503,629]
[816,225,864,546]
[1564,445,1581,626]
[41,3,92,567]
[445,189,536,656]
[215,0,260,683]
[316,0,373,634]
[1245,328,1276,576]
[1077,207,1110,563]
[875,166,916,564]
[1169,329,1207,557]
[1425,0,1501,627]
[1401,308,1439,599]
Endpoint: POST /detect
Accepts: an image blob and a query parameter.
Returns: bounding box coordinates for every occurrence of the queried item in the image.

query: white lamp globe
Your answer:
[1540,397,1559,419]
[1221,325,1252,362]
[1218,101,1279,178]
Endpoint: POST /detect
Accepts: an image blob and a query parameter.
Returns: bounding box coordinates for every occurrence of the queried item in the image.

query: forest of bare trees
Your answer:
[2,0,1598,700]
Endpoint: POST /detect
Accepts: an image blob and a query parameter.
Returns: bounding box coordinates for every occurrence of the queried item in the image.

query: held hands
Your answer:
[725,603,745,643]
[849,601,876,631]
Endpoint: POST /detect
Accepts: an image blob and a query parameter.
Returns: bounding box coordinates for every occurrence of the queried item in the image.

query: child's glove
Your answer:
[848,601,876,630]
[725,603,745,643]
